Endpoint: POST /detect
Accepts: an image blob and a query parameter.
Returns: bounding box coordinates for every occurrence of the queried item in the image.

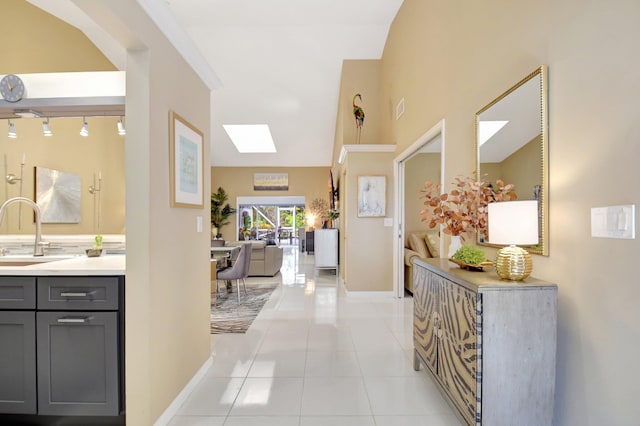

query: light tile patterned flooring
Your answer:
[169,246,461,426]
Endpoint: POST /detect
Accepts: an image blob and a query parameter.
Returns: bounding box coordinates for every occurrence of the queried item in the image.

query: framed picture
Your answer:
[253,172,288,191]
[357,175,386,217]
[169,111,204,208]
[35,166,81,223]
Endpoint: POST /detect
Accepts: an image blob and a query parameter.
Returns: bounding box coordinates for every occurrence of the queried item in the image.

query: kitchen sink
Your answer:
[0,255,75,267]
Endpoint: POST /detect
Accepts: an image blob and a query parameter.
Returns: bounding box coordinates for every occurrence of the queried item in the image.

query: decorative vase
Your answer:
[447,235,463,258]
[211,227,218,239]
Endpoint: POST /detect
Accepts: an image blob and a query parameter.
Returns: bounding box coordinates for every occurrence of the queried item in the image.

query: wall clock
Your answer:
[0,74,25,102]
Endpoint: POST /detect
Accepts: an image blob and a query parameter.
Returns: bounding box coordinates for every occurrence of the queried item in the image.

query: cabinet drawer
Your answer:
[37,277,119,310]
[0,277,36,309]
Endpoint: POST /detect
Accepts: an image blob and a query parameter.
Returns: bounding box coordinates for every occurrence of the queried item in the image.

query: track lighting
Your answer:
[42,118,53,137]
[117,117,126,136]
[8,120,17,139]
[80,117,89,137]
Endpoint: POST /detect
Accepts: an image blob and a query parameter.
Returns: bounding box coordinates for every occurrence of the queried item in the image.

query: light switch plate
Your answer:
[383,218,393,227]
[196,216,203,233]
[591,204,635,239]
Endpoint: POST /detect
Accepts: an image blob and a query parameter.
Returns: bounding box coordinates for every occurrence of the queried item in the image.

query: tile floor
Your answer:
[169,246,461,426]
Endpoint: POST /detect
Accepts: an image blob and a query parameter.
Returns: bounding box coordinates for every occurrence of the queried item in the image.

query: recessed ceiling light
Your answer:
[478,120,508,146]
[223,124,276,153]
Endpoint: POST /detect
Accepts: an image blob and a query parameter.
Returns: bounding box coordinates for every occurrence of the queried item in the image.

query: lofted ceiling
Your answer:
[164,0,404,167]
[27,0,404,168]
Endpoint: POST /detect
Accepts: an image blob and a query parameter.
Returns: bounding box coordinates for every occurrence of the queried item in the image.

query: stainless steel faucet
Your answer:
[0,197,45,256]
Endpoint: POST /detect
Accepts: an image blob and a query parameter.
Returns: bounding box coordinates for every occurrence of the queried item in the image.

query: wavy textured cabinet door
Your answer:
[412,266,438,373]
[438,280,478,425]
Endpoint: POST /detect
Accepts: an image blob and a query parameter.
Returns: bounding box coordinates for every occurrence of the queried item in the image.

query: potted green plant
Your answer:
[211,187,237,239]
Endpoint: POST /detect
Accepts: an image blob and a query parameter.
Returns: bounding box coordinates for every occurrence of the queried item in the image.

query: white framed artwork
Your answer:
[357,175,386,217]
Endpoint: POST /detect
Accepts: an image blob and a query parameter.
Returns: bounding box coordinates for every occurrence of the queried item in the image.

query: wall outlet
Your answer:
[591,204,635,239]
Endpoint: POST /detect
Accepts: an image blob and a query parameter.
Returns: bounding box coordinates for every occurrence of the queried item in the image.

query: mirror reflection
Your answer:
[476,65,548,255]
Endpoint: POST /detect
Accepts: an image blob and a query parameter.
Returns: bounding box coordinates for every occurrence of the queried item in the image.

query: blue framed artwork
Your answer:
[170,111,204,208]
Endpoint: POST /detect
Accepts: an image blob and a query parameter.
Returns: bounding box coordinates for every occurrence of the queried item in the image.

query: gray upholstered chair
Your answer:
[216,244,252,303]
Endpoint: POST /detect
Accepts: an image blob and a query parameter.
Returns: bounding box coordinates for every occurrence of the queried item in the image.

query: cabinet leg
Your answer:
[413,349,421,371]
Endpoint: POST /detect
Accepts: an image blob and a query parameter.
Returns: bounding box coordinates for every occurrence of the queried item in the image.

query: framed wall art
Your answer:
[170,111,204,208]
[357,175,386,217]
[35,166,81,223]
[253,173,288,191]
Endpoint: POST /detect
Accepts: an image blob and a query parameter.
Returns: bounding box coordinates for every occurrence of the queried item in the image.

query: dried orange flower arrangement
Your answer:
[419,173,518,240]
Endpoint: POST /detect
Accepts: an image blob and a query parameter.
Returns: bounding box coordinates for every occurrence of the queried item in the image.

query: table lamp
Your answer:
[488,200,539,281]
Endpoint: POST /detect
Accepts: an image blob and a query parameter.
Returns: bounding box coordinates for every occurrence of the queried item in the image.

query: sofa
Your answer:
[228,240,283,277]
[404,230,440,293]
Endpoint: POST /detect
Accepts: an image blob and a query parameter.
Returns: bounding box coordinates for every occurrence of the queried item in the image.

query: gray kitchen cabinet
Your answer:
[413,258,557,426]
[36,311,119,416]
[0,275,125,420]
[0,311,37,414]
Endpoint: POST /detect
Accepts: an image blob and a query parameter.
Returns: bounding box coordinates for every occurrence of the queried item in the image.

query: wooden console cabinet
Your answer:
[413,258,557,426]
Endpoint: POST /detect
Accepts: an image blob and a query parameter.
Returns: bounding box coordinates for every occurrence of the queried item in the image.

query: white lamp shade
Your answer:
[488,200,539,245]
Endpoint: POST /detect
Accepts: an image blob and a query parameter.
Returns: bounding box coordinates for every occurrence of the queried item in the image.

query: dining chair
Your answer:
[217,244,252,303]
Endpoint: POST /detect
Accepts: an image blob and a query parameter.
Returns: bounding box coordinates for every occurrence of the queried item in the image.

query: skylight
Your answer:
[478,120,509,146]
[223,124,276,153]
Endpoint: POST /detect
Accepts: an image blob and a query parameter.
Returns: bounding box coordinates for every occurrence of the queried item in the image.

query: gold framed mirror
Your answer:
[475,65,549,255]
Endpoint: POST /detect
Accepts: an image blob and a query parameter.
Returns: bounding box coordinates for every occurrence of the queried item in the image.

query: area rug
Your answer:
[210,283,278,334]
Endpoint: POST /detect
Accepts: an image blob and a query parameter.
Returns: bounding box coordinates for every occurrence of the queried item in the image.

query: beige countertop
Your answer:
[0,254,125,276]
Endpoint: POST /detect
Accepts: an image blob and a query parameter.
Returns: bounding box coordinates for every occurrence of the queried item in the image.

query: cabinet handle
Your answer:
[57,316,92,323]
[60,291,96,297]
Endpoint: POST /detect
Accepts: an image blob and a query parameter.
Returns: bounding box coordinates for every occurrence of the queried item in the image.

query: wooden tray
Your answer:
[449,258,494,271]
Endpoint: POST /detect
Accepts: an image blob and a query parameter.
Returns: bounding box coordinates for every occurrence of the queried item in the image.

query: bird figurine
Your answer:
[353,93,365,144]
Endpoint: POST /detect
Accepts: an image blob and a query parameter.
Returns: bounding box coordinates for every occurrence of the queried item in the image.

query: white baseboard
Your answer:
[153,356,213,426]
[340,277,395,298]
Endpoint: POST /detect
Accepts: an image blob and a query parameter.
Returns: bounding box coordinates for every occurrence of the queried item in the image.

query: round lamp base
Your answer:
[495,245,533,281]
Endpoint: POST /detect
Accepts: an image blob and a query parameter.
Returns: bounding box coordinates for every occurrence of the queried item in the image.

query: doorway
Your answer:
[393,119,446,298]
[236,196,305,245]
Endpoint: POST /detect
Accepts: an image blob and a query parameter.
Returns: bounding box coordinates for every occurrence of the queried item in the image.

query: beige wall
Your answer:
[0,0,115,73]
[0,118,126,234]
[482,136,541,200]
[381,0,640,423]
[66,1,213,424]
[405,153,440,232]
[0,0,124,235]
[333,60,383,159]
[211,166,330,237]
[342,151,394,292]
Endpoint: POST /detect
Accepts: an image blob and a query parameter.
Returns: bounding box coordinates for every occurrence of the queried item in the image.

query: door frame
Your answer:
[392,119,446,298]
